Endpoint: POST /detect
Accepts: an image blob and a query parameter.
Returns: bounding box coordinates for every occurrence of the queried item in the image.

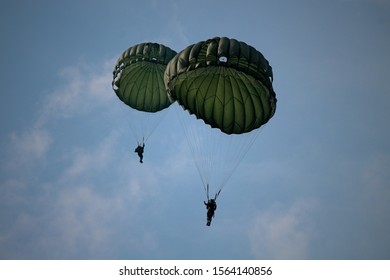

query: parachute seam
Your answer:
[214,68,224,133]
[134,64,148,110]
[226,67,235,134]
[247,74,262,131]
[140,63,152,111]
[149,63,156,111]
[179,69,200,116]
[234,71,250,133]
[250,77,266,129]
[233,70,244,134]
[157,65,166,111]
[121,63,145,109]
[199,68,215,123]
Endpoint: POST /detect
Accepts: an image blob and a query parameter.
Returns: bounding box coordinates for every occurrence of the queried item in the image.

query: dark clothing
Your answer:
[134,143,145,163]
[204,199,217,226]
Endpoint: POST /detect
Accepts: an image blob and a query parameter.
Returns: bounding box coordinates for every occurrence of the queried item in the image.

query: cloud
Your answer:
[0,53,193,259]
[37,59,115,127]
[1,127,52,173]
[2,58,116,174]
[0,58,134,259]
[62,131,118,179]
[357,154,390,257]
[248,198,316,259]
[0,129,162,259]
[0,181,139,259]
[9,127,52,160]
[47,185,127,258]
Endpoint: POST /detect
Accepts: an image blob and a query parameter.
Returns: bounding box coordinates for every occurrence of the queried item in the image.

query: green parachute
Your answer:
[164,36,276,135]
[112,43,177,161]
[113,42,177,112]
[164,37,277,201]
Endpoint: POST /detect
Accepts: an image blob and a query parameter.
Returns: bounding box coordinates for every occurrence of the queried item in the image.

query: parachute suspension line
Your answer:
[217,125,264,193]
[200,117,264,197]
[175,104,208,191]
[128,107,170,146]
[143,107,170,143]
[205,184,221,201]
[214,189,221,200]
[175,101,264,202]
[136,137,145,146]
[119,105,141,147]
[175,100,222,201]
[130,124,141,146]
[128,112,148,146]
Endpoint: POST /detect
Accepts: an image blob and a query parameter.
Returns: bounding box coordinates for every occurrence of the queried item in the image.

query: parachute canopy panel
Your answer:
[113,42,177,112]
[164,37,277,134]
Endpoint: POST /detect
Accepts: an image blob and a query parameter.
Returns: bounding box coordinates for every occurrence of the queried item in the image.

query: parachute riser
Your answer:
[137,137,145,147]
[205,184,221,201]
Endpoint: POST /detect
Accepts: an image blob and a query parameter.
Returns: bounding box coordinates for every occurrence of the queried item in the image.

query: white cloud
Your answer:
[0,180,140,259]
[0,136,160,259]
[48,185,125,257]
[0,58,138,258]
[3,127,52,172]
[62,131,118,179]
[10,127,51,159]
[248,198,316,259]
[37,59,115,126]
[2,58,117,174]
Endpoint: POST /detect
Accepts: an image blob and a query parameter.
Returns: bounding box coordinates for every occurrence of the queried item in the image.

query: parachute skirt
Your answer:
[168,66,274,134]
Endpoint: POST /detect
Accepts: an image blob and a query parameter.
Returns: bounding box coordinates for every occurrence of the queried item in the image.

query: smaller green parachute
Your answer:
[164,37,277,134]
[113,42,177,112]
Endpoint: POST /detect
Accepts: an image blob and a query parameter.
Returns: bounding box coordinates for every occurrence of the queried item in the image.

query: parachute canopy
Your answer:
[113,42,177,112]
[164,37,277,134]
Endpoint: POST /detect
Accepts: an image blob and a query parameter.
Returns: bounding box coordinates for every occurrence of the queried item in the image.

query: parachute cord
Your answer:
[175,97,266,202]
[128,108,170,147]
[216,125,264,195]
[175,105,208,191]
[197,67,262,199]
[130,124,141,147]
[143,108,170,144]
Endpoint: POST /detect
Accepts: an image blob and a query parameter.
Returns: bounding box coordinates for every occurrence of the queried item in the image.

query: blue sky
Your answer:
[1,0,389,259]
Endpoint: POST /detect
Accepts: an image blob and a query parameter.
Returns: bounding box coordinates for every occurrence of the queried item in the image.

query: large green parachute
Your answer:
[164,37,277,134]
[113,42,177,112]
[112,42,177,148]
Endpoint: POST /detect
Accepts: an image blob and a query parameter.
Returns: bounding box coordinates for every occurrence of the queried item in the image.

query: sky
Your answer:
[1,0,389,260]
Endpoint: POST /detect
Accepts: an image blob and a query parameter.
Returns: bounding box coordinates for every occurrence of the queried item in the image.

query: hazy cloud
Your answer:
[2,127,52,174]
[9,127,51,160]
[37,59,115,127]
[249,198,316,259]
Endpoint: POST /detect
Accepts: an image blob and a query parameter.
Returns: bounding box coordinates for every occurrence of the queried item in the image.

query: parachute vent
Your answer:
[218,56,227,64]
